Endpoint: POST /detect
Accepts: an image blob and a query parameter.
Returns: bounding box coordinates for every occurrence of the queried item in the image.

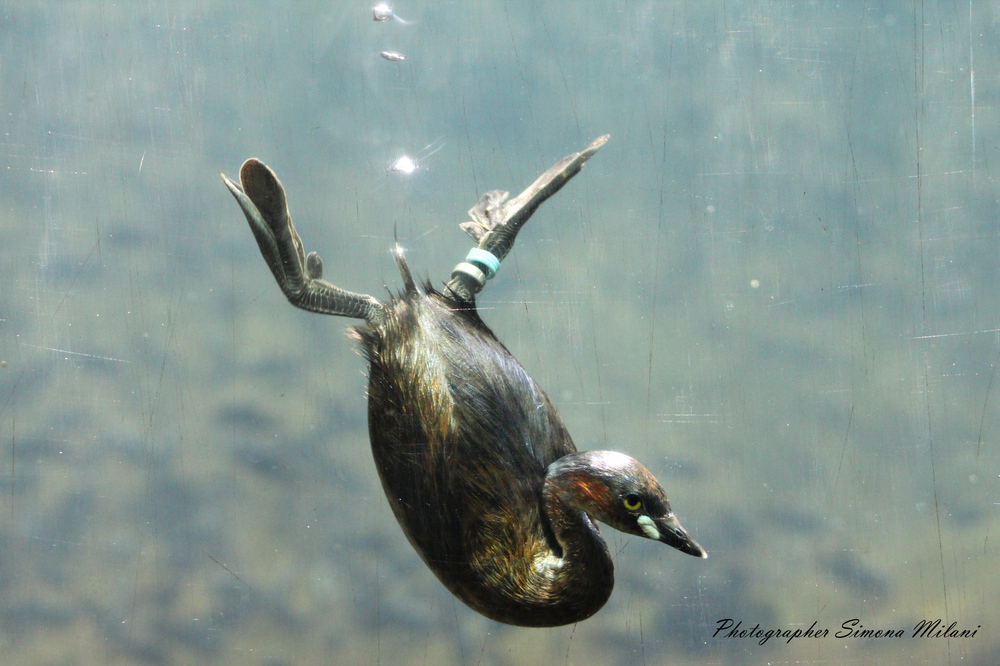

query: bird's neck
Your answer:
[540,454,615,614]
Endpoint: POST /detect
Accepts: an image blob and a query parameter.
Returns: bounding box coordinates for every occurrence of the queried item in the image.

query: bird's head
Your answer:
[547,450,706,558]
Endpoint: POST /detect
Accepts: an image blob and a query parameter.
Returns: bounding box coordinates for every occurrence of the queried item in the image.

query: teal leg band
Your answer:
[466,248,501,279]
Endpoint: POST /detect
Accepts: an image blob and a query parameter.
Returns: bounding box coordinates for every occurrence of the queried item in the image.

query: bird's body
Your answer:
[223,135,705,627]
[359,261,611,625]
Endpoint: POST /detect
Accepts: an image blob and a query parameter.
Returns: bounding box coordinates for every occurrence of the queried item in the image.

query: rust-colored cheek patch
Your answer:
[564,471,613,510]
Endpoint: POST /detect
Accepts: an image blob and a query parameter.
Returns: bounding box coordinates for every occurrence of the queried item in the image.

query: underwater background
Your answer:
[1,1,998,663]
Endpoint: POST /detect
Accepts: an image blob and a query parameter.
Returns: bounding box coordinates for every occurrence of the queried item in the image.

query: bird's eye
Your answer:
[623,494,642,511]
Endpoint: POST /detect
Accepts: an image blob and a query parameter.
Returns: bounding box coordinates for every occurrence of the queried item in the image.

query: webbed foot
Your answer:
[446,135,609,302]
[222,159,386,323]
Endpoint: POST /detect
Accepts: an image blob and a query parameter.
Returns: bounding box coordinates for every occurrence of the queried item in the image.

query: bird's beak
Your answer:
[656,513,707,558]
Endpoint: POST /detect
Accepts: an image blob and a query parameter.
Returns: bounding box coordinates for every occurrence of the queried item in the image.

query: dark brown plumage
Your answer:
[222,136,705,627]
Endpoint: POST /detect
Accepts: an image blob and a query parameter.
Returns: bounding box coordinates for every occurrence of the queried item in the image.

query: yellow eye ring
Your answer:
[623,494,642,511]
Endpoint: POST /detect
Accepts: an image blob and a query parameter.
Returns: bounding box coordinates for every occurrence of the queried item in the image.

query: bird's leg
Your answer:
[222,159,387,324]
[445,135,609,303]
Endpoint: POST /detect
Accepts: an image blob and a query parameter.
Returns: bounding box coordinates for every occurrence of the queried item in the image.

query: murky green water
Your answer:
[1,1,997,663]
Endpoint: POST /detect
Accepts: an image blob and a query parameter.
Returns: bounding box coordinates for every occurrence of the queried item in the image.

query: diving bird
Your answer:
[222,135,706,627]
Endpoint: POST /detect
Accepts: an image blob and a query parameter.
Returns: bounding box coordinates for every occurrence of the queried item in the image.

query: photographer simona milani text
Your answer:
[713,618,980,646]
